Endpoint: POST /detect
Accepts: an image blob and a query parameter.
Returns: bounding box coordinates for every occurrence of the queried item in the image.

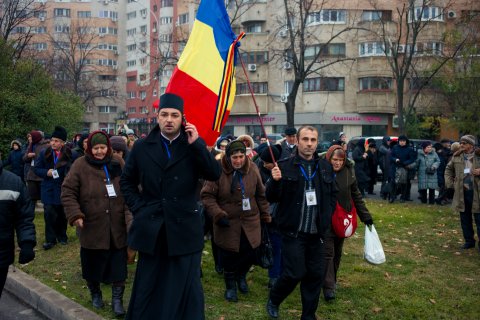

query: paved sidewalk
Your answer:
[4,266,103,320]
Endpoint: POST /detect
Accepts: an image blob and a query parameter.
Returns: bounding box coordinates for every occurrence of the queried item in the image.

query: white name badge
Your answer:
[31,159,35,166]
[464,168,471,174]
[51,169,59,179]
[106,184,117,198]
[242,198,251,211]
[305,190,317,206]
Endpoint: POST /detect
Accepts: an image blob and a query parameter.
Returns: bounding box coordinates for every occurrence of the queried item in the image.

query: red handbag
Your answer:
[332,200,358,238]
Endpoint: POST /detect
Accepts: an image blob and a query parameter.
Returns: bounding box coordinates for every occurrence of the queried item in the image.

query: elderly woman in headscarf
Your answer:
[201,140,271,303]
[61,131,132,317]
[322,145,374,301]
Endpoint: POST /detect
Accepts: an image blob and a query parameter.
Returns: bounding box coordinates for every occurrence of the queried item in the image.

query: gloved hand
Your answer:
[19,242,35,264]
[364,219,373,227]
[216,216,230,227]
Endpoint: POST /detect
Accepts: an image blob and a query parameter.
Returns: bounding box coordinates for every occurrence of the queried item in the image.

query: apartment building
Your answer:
[11,0,479,139]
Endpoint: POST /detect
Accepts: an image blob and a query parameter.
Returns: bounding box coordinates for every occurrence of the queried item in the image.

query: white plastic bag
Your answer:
[364,225,386,265]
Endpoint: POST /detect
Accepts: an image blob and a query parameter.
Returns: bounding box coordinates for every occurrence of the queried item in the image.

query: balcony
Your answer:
[356,91,396,114]
[239,3,267,25]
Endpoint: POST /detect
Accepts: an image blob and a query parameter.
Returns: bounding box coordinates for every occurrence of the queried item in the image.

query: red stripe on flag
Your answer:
[166,68,220,146]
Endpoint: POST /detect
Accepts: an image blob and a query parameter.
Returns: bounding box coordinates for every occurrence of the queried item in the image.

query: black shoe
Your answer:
[461,243,475,249]
[224,288,238,302]
[266,299,279,318]
[42,242,56,250]
[324,290,336,302]
[237,276,249,294]
[388,197,395,203]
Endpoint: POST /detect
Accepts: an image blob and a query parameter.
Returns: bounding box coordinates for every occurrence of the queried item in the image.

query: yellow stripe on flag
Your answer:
[177,20,224,95]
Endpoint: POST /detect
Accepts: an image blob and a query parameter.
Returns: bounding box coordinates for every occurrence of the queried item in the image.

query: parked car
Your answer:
[267,133,284,145]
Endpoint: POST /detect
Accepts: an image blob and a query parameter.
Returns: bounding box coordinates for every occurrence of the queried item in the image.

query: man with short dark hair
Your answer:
[34,126,72,250]
[121,92,221,319]
[445,135,480,250]
[0,161,36,298]
[265,125,337,319]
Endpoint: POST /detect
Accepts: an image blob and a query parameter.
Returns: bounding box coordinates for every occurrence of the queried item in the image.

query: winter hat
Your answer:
[326,145,346,163]
[226,140,246,157]
[284,127,297,136]
[157,93,184,113]
[110,136,128,153]
[398,135,408,142]
[10,140,22,149]
[260,145,282,163]
[86,131,112,158]
[460,135,476,146]
[421,141,432,150]
[237,135,255,148]
[77,133,89,149]
[30,130,42,144]
[51,126,67,142]
[125,129,135,135]
[338,132,346,139]
[216,137,230,149]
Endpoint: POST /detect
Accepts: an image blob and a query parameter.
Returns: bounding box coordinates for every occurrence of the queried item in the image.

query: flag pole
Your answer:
[237,53,278,166]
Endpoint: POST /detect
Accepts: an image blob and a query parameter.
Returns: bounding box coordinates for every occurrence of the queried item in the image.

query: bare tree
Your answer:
[254,0,363,127]
[0,0,39,59]
[46,19,120,107]
[368,0,470,134]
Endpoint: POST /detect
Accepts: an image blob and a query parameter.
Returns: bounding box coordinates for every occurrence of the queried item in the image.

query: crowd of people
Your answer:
[1,95,479,319]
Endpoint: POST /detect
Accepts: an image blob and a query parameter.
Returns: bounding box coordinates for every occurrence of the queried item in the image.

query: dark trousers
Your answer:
[43,204,68,244]
[267,229,283,279]
[0,266,8,299]
[460,190,480,246]
[323,230,345,294]
[220,231,255,276]
[419,189,435,204]
[270,233,325,320]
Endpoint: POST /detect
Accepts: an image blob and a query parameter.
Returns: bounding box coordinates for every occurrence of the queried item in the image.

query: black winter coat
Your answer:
[0,163,36,268]
[120,125,221,256]
[352,143,370,185]
[3,149,25,180]
[265,153,337,238]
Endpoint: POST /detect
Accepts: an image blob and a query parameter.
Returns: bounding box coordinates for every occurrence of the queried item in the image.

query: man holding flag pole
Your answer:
[120,0,243,318]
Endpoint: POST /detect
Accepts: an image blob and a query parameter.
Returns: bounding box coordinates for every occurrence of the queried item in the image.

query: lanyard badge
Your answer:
[104,165,117,198]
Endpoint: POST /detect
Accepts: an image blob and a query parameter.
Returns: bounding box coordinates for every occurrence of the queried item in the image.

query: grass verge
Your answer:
[18,199,480,319]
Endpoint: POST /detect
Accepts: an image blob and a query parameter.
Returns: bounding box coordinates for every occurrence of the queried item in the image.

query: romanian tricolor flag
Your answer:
[164,0,244,146]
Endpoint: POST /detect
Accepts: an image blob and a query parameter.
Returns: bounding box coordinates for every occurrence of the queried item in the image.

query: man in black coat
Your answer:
[0,162,36,298]
[120,93,221,320]
[265,126,337,320]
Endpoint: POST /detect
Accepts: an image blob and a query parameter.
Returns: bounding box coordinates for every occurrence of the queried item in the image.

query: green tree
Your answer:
[0,40,84,157]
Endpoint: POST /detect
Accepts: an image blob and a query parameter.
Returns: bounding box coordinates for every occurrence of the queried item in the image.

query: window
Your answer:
[244,22,262,33]
[240,51,268,64]
[127,11,137,20]
[97,43,117,50]
[307,10,346,25]
[160,17,172,25]
[178,13,189,25]
[409,77,440,90]
[127,28,136,36]
[99,123,115,134]
[34,10,47,18]
[127,76,136,82]
[361,10,392,22]
[127,91,136,99]
[140,106,148,114]
[128,107,136,114]
[54,8,71,17]
[85,106,93,113]
[140,9,147,18]
[34,26,47,34]
[98,75,117,81]
[139,57,146,65]
[140,91,147,100]
[161,0,173,7]
[127,43,137,51]
[98,59,117,66]
[305,44,346,59]
[34,42,48,50]
[99,106,118,113]
[236,82,268,94]
[77,11,91,18]
[409,6,444,22]
[414,42,443,56]
[100,90,118,97]
[160,34,172,42]
[127,60,136,67]
[359,77,392,91]
[359,42,388,57]
[303,77,345,92]
[54,25,70,33]
[140,25,147,33]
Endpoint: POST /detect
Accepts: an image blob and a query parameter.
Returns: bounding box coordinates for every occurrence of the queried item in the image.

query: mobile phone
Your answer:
[182,114,187,127]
